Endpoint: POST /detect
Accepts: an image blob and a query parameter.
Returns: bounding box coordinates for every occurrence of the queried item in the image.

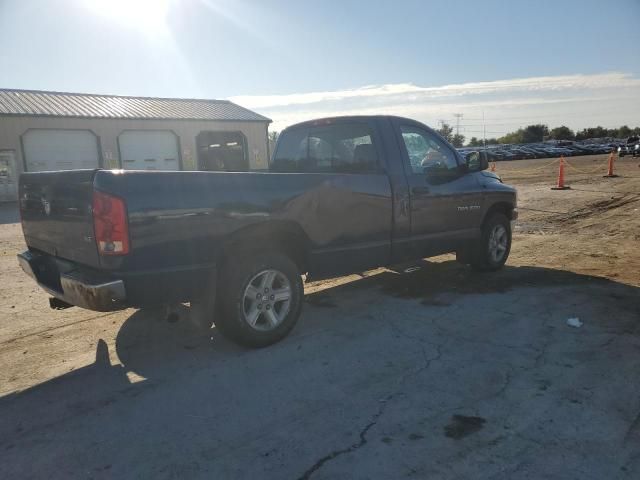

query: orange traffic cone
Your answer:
[551,156,571,190]
[603,151,619,178]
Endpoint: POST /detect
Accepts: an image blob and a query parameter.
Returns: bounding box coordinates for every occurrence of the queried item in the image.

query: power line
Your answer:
[451,108,631,123]
[463,130,510,135]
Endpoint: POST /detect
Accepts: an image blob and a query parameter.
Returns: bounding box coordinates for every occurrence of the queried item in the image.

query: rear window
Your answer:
[272,123,379,173]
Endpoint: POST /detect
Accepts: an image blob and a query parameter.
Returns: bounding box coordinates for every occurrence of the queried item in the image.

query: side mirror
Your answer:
[465,151,488,171]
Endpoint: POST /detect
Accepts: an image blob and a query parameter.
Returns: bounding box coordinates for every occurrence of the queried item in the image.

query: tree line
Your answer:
[435,123,640,148]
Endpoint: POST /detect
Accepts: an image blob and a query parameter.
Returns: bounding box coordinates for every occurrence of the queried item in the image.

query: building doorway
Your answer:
[0,150,17,202]
[118,130,181,170]
[196,131,248,171]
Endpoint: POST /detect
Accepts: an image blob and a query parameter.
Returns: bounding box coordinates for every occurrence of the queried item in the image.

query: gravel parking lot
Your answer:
[1,155,639,479]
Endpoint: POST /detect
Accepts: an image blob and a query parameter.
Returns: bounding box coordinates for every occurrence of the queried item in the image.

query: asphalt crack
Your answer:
[296,397,390,480]
[624,405,640,443]
[296,325,444,480]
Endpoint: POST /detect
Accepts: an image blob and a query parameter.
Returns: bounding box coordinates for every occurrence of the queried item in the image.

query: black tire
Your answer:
[470,213,512,272]
[215,251,303,348]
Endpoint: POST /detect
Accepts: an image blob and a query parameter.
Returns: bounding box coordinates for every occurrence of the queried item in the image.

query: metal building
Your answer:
[0,89,271,202]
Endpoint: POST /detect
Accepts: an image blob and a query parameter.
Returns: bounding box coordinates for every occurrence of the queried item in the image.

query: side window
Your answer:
[272,123,379,173]
[271,128,308,172]
[400,126,459,178]
[308,132,333,172]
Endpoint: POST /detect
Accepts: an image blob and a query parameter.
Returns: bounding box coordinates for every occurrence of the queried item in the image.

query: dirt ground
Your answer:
[1,154,639,479]
[497,154,640,287]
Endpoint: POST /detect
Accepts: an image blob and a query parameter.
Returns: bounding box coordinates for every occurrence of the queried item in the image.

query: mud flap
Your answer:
[456,248,472,265]
[189,269,217,330]
[49,297,73,310]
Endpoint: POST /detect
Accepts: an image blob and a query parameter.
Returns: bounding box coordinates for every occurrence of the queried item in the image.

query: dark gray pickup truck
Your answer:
[18,115,517,347]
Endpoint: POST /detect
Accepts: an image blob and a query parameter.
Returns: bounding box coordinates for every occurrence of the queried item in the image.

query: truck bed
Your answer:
[19,168,394,305]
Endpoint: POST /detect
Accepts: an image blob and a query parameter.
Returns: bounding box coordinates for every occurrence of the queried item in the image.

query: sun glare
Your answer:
[84,0,171,33]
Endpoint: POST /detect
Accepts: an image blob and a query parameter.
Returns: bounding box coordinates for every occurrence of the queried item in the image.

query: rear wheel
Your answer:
[470,213,511,271]
[216,252,303,348]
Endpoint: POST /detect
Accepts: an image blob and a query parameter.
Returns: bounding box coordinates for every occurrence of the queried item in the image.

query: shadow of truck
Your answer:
[1,262,639,478]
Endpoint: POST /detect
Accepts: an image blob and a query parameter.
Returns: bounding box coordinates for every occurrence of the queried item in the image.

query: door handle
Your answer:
[411,186,430,195]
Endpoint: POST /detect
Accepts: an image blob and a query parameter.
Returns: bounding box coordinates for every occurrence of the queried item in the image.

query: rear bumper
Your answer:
[18,250,217,311]
[18,251,126,312]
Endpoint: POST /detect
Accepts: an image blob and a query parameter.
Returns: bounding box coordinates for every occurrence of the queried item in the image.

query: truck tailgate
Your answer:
[19,170,101,268]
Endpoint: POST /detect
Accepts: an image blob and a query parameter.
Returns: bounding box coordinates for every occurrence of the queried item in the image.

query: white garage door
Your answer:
[118,131,180,170]
[23,129,100,172]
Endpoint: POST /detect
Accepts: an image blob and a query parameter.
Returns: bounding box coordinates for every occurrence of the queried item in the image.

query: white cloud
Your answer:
[229,72,640,133]
[231,72,640,109]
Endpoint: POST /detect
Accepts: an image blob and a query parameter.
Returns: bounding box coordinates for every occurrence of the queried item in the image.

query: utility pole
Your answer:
[482,111,486,149]
[453,113,463,136]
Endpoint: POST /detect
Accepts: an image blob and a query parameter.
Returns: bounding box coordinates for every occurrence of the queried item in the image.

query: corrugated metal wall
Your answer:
[0,115,269,174]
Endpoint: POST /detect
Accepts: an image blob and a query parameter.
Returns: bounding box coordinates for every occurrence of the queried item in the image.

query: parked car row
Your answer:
[618,136,640,158]
[457,141,620,161]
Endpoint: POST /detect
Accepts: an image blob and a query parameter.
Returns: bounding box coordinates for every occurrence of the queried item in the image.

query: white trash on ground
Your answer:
[566,317,583,328]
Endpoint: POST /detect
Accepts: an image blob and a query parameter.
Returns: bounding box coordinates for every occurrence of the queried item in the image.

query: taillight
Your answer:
[92,190,130,255]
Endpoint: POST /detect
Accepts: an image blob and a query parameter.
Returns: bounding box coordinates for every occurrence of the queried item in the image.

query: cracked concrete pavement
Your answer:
[1,259,639,479]
[1,155,640,479]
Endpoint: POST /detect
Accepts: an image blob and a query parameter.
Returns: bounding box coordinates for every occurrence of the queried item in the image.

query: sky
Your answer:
[1,0,639,135]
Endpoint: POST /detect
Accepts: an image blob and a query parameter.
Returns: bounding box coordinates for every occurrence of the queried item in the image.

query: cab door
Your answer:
[394,121,484,255]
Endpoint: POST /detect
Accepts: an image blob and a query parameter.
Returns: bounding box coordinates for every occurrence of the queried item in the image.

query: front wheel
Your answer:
[216,252,303,348]
[470,213,512,271]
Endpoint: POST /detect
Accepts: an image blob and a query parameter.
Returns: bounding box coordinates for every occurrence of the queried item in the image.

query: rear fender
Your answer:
[218,221,310,273]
